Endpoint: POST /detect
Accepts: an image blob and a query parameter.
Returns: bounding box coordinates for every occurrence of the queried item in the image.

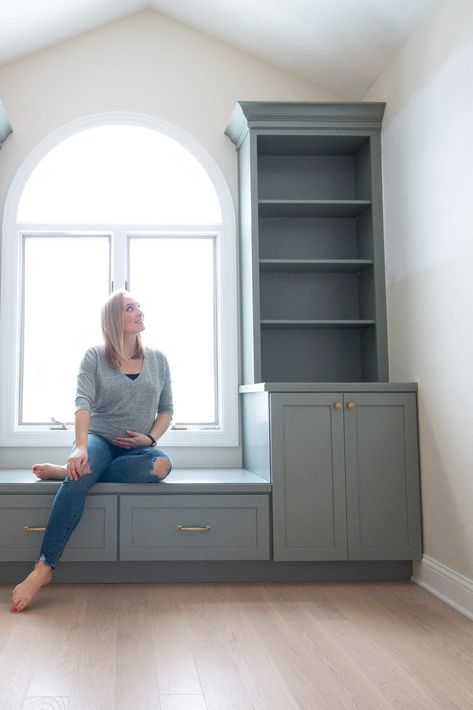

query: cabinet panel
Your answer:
[344,393,422,560]
[120,494,270,561]
[257,134,372,201]
[260,271,370,320]
[261,327,366,382]
[270,393,347,560]
[0,494,117,561]
[258,155,360,200]
[259,213,374,261]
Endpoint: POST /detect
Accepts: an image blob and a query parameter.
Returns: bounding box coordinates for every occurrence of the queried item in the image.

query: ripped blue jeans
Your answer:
[39,433,171,568]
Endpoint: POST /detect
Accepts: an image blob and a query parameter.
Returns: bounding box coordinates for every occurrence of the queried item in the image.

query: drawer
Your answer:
[0,494,117,561]
[119,494,270,560]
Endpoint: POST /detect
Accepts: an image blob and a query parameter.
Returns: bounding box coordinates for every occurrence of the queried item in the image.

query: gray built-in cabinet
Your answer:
[225,101,389,384]
[226,102,423,564]
[240,385,422,562]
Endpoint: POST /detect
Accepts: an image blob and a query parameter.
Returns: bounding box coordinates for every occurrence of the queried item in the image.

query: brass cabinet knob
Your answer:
[334,402,342,410]
[346,402,356,410]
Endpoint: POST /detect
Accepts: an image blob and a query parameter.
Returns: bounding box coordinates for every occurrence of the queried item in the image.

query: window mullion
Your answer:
[111,228,128,291]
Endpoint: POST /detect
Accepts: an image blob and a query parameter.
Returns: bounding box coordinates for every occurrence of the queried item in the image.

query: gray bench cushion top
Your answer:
[0,468,271,494]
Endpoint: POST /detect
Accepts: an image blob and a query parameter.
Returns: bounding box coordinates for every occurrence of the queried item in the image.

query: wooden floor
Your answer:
[0,580,472,709]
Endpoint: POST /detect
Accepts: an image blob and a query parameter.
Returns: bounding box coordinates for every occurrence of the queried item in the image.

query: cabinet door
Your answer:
[270,393,347,560]
[344,393,422,560]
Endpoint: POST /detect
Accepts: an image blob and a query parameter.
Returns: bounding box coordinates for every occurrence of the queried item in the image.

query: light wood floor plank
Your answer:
[160,696,207,710]
[1,580,472,710]
[259,582,394,709]
[21,698,69,710]
[191,643,256,710]
[0,621,41,710]
[173,583,300,709]
[228,582,381,709]
[201,584,301,710]
[318,582,473,709]
[113,585,161,710]
[25,586,86,699]
[67,585,118,710]
[379,580,473,644]
[169,584,256,709]
[146,584,203,696]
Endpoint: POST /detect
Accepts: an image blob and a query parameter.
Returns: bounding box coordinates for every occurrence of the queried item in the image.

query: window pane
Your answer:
[129,237,216,425]
[21,236,110,424]
[18,125,222,224]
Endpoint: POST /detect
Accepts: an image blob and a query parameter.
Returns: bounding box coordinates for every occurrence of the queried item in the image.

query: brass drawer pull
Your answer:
[346,402,356,410]
[177,525,211,532]
[24,526,46,533]
[334,402,342,410]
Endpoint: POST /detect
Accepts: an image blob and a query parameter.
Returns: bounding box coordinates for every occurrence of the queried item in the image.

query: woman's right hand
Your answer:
[66,446,90,480]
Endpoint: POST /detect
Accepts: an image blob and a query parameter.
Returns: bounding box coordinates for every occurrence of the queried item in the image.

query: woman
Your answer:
[12,290,173,612]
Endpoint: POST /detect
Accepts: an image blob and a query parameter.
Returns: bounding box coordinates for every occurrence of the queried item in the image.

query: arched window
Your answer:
[0,115,238,446]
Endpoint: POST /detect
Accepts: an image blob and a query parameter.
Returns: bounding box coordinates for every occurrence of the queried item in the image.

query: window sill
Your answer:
[0,427,239,448]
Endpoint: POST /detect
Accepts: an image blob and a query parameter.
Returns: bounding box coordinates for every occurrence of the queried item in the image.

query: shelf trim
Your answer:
[258,199,372,218]
[260,319,376,329]
[259,199,371,205]
[259,259,374,273]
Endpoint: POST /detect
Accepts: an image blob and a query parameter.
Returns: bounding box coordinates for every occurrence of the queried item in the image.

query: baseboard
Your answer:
[412,555,473,621]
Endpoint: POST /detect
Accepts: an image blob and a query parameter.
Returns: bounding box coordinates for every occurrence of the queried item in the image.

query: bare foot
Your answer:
[12,561,53,612]
[32,463,67,481]
[153,456,172,479]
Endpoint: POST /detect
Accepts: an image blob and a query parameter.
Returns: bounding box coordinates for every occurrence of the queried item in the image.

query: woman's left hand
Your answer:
[113,430,154,449]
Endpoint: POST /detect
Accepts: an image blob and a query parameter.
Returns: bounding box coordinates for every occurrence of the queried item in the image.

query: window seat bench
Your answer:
[0,468,412,583]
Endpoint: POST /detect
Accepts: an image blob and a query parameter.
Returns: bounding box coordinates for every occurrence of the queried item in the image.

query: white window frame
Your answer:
[0,113,239,447]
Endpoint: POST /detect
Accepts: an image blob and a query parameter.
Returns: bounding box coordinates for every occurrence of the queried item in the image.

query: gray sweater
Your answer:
[75,346,173,442]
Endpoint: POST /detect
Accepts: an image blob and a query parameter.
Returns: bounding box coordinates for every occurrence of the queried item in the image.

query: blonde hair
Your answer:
[101,290,144,368]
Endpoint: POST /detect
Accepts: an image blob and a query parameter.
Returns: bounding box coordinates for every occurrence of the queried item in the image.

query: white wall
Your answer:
[0,9,338,468]
[364,0,473,581]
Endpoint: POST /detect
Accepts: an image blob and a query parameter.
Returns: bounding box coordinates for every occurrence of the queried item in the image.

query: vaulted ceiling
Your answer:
[0,0,435,98]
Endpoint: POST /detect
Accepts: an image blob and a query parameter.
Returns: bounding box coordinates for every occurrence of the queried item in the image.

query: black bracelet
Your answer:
[147,433,157,446]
